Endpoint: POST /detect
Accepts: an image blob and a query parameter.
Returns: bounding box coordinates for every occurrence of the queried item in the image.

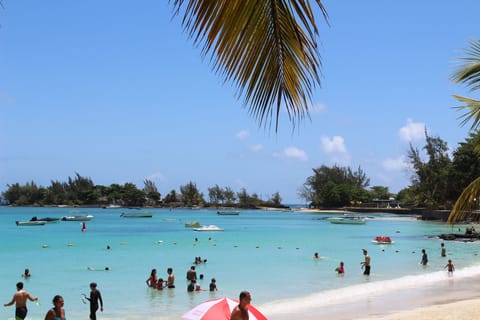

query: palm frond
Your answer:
[448,176,480,224]
[451,39,480,92]
[453,94,480,130]
[171,0,328,131]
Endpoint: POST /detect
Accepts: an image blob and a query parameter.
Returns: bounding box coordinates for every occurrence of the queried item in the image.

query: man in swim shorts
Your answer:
[3,282,38,320]
[361,249,371,275]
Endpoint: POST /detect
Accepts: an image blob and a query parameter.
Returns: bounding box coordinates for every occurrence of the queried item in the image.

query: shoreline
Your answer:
[260,270,480,320]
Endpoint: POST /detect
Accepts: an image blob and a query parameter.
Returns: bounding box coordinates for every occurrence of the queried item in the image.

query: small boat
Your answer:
[193,225,224,232]
[372,236,394,244]
[185,221,201,228]
[217,211,240,215]
[104,204,121,209]
[61,215,94,221]
[30,216,60,223]
[120,212,153,218]
[328,215,366,225]
[16,221,46,226]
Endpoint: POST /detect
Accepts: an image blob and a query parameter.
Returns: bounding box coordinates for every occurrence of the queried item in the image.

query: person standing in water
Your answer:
[421,249,428,266]
[44,295,66,320]
[441,243,446,257]
[230,291,251,320]
[3,282,38,320]
[361,249,371,275]
[84,282,103,320]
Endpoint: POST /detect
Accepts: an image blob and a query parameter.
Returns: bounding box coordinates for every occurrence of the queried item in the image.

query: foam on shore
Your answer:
[260,264,480,319]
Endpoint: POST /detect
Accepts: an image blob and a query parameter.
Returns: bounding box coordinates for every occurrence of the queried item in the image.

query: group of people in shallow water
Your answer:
[3,279,103,320]
[146,267,176,289]
[146,263,218,293]
[314,242,455,277]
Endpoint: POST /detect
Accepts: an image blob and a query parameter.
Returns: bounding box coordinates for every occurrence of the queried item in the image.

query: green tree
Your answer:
[172,0,328,130]
[163,189,179,204]
[143,179,161,206]
[179,181,204,206]
[408,130,452,209]
[300,165,370,208]
[207,184,224,205]
[369,186,392,201]
[223,186,236,205]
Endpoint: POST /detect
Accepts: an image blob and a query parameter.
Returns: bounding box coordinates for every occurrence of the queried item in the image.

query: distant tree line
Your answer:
[3,129,478,210]
[1,172,287,209]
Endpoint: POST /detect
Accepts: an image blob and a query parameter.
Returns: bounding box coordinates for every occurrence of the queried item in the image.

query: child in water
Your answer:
[335,262,345,274]
[444,259,455,276]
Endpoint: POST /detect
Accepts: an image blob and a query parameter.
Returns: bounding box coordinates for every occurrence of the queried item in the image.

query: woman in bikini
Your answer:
[44,295,66,320]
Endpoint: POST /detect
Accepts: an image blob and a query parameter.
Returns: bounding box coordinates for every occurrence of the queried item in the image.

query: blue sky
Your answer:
[0,1,479,203]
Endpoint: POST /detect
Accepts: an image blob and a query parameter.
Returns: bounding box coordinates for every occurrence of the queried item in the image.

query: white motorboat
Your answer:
[193,225,224,232]
[61,215,94,221]
[328,215,366,225]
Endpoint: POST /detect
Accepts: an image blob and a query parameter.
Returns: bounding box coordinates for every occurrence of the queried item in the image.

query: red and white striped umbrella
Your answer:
[182,297,267,320]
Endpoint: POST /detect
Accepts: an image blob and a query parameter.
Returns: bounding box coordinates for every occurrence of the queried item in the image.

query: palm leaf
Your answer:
[171,0,328,130]
[451,39,480,92]
[448,176,480,224]
[453,94,480,130]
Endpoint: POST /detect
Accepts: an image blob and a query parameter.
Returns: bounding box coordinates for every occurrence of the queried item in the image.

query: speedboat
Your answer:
[61,215,94,221]
[328,215,366,225]
[193,225,224,232]
[16,220,46,226]
[217,211,240,215]
[120,212,153,218]
[372,236,394,244]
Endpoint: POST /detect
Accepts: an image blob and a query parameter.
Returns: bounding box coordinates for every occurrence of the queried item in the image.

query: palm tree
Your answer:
[448,38,480,223]
[171,0,328,131]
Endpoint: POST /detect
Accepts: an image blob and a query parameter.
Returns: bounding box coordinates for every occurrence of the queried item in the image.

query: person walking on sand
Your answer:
[83,282,103,320]
[230,291,251,320]
[441,243,446,257]
[361,249,371,275]
[421,249,428,266]
[44,295,66,320]
[445,259,455,276]
[4,282,38,320]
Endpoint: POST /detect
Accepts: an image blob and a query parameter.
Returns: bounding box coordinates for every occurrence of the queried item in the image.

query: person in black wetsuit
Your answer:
[84,282,103,320]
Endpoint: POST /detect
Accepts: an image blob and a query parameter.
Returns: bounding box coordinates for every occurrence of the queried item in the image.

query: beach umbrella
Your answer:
[181,297,267,320]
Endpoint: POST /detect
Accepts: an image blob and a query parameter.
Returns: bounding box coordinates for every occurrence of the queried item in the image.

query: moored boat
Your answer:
[61,215,94,221]
[217,211,240,215]
[120,212,153,218]
[16,220,46,226]
[328,215,366,225]
[185,221,201,228]
[193,225,224,232]
[30,216,60,223]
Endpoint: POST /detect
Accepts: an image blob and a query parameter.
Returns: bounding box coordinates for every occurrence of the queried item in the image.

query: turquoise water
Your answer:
[1,207,479,320]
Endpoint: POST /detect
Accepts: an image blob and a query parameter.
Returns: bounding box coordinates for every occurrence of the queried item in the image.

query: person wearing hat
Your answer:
[361,249,371,275]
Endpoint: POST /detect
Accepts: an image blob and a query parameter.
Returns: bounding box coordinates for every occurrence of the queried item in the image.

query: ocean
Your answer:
[0,206,479,320]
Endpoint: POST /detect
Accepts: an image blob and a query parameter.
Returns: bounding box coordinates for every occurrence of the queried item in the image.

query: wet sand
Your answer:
[261,273,480,320]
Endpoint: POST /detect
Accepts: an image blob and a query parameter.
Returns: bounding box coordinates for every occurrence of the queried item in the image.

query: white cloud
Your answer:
[382,155,410,171]
[320,135,350,164]
[279,147,308,162]
[399,118,425,143]
[235,130,250,140]
[249,144,264,152]
[146,172,167,182]
[311,103,326,113]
